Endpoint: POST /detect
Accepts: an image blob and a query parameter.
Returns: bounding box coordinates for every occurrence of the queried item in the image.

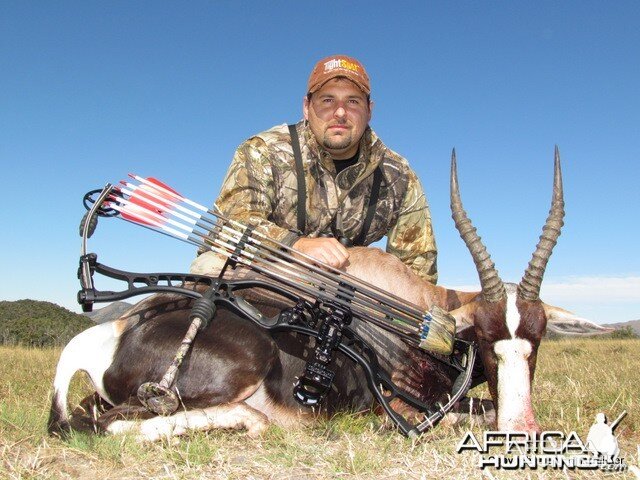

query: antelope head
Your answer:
[449,147,565,432]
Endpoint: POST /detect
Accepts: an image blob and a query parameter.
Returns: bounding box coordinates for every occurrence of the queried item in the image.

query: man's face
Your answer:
[303,78,373,160]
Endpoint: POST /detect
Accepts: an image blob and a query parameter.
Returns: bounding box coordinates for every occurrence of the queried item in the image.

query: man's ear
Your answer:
[303,95,310,121]
[367,100,374,123]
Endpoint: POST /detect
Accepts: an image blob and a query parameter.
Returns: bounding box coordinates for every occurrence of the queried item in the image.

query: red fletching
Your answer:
[146,177,182,198]
[120,202,164,227]
[119,175,181,226]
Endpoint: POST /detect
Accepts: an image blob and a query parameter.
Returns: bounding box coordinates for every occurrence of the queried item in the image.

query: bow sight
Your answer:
[77,177,479,437]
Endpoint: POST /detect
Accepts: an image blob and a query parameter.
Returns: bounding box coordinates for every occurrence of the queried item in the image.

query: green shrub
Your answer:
[606,325,639,339]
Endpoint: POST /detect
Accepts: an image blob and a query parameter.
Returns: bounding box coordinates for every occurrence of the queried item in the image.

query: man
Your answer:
[194,55,437,283]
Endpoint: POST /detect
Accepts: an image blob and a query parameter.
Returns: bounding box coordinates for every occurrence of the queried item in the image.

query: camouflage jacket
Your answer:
[208,121,438,283]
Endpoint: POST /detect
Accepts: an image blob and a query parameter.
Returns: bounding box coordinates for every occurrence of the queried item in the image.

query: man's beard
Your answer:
[322,131,353,151]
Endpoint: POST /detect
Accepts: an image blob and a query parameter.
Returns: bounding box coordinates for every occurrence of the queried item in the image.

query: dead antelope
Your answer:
[48,148,607,441]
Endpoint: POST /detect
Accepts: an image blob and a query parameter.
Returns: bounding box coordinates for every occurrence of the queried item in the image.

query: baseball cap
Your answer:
[307,55,371,95]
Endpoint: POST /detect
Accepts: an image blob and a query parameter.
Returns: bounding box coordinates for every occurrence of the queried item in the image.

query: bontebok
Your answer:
[49,148,608,441]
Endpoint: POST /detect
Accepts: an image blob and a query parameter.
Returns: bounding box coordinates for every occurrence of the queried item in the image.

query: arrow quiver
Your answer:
[77,183,480,437]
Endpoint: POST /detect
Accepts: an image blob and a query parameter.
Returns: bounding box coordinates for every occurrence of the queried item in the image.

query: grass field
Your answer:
[1,339,638,479]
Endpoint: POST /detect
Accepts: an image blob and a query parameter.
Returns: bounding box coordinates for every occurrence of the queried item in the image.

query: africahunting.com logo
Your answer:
[457,411,629,472]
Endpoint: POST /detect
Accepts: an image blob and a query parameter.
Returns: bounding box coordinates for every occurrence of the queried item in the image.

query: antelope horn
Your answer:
[450,149,506,303]
[518,146,565,301]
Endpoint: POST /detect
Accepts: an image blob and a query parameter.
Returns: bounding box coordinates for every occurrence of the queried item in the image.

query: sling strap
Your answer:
[289,124,306,233]
[352,165,383,246]
[289,124,383,246]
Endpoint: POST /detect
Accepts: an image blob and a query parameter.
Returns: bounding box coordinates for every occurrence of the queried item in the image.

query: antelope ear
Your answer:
[448,303,477,330]
[543,303,613,335]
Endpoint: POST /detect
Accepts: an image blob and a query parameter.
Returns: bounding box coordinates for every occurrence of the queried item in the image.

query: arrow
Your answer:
[129,174,434,314]
[106,175,457,355]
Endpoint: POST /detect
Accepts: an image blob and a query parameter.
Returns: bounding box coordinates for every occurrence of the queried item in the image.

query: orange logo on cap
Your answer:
[323,58,361,76]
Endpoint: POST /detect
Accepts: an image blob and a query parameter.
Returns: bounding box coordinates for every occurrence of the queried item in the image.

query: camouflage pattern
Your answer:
[204,121,438,283]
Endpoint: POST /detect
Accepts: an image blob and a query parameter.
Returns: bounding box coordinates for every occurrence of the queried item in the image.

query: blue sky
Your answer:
[1,1,638,324]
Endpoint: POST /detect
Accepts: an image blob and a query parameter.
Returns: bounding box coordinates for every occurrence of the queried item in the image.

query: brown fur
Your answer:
[345,247,479,311]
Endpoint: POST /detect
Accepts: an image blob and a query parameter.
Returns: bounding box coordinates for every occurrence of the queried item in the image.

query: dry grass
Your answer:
[1,339,638,479]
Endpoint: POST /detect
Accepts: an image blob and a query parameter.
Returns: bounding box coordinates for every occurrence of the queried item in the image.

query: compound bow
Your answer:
[77,176,479,437]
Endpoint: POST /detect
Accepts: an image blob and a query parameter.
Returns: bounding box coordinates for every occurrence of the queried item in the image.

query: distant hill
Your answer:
[0,299,93,347]
[83,301,134,324]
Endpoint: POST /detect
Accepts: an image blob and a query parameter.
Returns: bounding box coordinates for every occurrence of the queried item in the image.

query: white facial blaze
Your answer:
[493,286,537,430]
[494,338,533,429]
[505,285,520,338]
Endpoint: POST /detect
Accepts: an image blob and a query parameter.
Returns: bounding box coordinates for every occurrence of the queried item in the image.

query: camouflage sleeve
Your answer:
[199,137,300,254]
[385,168,438,284]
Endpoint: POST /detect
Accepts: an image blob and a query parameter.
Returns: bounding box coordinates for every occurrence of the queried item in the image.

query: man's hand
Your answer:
[292,237,350,269]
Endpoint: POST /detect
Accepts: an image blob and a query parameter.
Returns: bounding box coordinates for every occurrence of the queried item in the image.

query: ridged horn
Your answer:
[518,146,565,301]
[450,149,506,303]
